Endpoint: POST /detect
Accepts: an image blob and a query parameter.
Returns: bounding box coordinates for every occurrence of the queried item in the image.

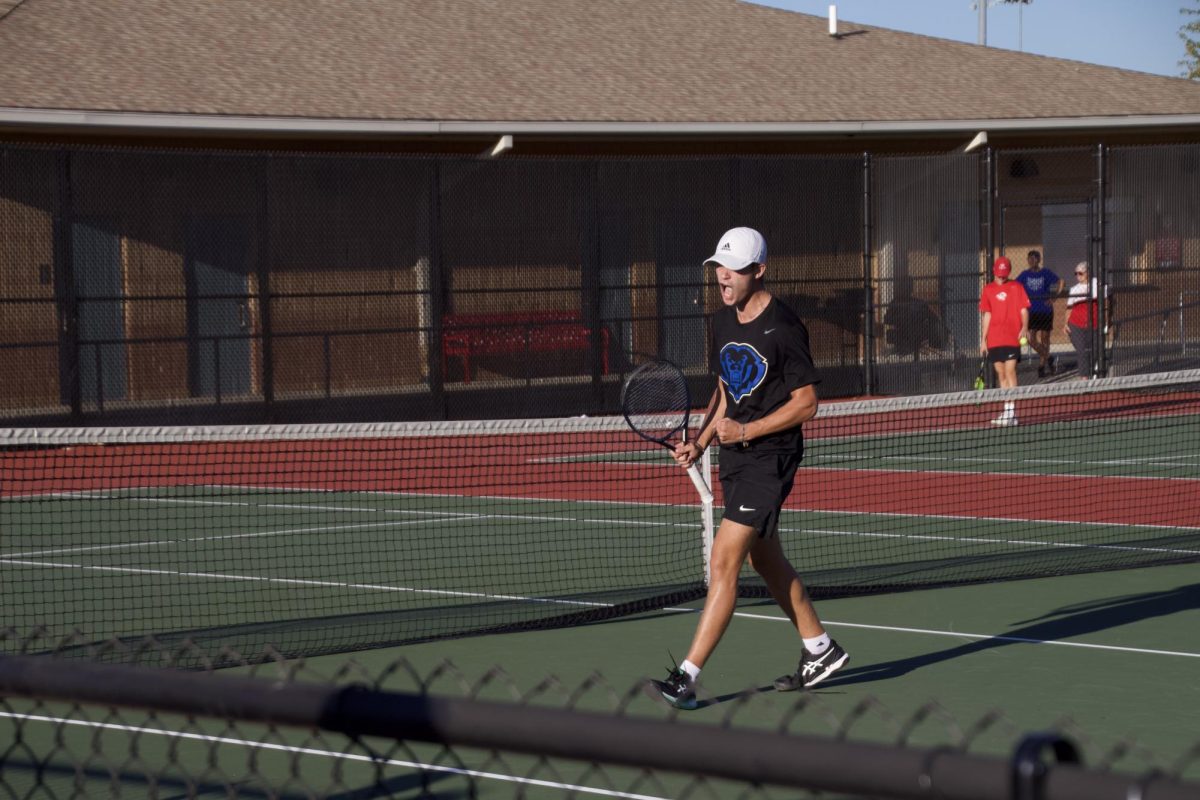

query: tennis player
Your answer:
[1014,250,1061,377]
[650,227,848,709]
[979,256,1031,427]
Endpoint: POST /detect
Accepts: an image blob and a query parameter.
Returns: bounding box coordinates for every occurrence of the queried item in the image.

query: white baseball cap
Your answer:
[704,227,767,271]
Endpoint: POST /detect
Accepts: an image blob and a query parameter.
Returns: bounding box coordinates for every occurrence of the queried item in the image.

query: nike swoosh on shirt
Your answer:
[763,328,776,334]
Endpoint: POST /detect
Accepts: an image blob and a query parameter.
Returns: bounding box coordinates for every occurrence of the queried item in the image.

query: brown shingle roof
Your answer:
[1,0,1198,126]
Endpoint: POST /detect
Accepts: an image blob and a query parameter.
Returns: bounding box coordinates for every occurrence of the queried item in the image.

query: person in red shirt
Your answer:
[979,256,1030,426]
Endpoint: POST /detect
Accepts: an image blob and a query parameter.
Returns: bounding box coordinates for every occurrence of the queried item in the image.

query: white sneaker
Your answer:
[990,415,1018,427]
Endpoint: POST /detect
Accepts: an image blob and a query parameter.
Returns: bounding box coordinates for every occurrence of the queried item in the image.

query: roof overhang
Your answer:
[2,107,1200,138]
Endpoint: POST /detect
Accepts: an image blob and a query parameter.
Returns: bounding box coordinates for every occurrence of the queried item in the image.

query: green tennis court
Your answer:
[5,378,1197,654]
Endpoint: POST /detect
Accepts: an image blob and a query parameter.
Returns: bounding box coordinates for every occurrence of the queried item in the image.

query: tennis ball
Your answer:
[1019,336,1029,347]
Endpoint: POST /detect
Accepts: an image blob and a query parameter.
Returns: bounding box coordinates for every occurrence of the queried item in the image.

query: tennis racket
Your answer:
[974,357,987,392]
[621,359,714,504]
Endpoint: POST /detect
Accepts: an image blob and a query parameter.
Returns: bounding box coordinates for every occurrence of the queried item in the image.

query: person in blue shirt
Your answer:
[1015,250,1061,377]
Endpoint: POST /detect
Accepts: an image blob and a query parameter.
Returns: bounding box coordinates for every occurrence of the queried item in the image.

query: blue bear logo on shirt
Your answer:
[720,342,768,402]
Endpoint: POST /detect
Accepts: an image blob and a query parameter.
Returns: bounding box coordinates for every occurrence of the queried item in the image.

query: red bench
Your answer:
[441,310,609,383]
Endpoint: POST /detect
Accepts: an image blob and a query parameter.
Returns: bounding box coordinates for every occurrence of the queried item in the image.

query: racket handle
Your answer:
[685,463,713,504]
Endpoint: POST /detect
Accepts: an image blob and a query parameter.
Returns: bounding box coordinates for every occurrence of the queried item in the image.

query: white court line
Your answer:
[0,712,668,800]
[812,451,1200,468]
[8,522,1197,580]
[0,558,617,609]
[783,506,1200,534]
[5,488,1197,604]
[16,491,477,517]
[788,527,1200,557]
[2,495,692,560]
[661,607,1200,659]
[800,461,1200,483]
[16,484,1200,544]
[27,482,1200,533]
[2,515,475,559]
[5,483,699,512]
[861,454,1200,469]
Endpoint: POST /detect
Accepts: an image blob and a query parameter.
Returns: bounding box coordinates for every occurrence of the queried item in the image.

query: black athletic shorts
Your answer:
[1028,311,1053,332]
[718,446,802,538]
[987,346,1021,364]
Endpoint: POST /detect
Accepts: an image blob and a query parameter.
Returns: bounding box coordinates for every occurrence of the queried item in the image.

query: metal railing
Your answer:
[1,647,1196,800]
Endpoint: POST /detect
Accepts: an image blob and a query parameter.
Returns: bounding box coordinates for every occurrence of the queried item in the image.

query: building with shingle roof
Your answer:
[1,0,1197,425]
[1,0,1199,151]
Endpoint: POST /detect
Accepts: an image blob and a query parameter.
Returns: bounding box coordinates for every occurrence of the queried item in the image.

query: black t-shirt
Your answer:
[710,296,821,454]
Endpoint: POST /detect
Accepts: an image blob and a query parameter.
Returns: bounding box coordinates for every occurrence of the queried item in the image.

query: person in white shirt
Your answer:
[1064,262,1110,379]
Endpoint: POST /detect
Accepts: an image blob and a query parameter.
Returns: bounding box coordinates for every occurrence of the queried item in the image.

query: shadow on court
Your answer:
[819,583,1200,690]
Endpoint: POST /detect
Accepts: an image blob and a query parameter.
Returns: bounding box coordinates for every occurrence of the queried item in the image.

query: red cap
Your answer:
[993,256,1012,278]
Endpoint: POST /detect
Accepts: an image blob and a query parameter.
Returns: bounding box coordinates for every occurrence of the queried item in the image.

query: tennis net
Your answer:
[2,369,1198,660]
[769,368,1200,598]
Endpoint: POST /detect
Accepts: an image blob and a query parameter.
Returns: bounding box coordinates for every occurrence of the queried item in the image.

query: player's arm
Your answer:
[715,384,818,445]
[980,310,992,351]
[674,384,725,467]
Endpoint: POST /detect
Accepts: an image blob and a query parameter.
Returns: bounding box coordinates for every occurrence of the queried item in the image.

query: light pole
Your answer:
[974,0,1033,48]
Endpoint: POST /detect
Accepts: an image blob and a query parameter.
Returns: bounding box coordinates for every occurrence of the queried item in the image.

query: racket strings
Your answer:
[622,363,691,440]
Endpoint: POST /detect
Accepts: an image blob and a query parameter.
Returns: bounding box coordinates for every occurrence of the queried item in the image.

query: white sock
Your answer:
[1004,401,1015,414]
[803,634,831,655]
[680,660,701,680]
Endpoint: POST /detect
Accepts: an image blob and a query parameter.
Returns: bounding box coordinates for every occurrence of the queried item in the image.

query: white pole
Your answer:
[978,0,986,45]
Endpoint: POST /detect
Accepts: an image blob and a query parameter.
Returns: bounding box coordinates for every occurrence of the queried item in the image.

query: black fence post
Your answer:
[213,337,223,405]
[582,161,604,409]
[984,147,995,272]
[258,156,275,411]
[861,152,874,396]
[51,148,82,419]
[728,156,741,223]
[258,155,275,412]
[1094,143,1108,378]
[983,147,996,388]
[428,160,448,419]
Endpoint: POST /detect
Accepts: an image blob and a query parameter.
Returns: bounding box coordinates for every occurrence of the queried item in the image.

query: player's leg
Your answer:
[684,517,758,668]
[1031,314,1052,373]
[1035,329,1051,373]
[990,350,1019,425]
[748,535,818,635]
[997,356,1018,389]
[991,357,1008,387]
[1035,327,1051,362]
[649,517,755,709]
[746,459,849,691]
[760,532,849,691]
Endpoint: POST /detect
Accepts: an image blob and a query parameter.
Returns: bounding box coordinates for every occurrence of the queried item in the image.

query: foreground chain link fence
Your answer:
[0,633,1197,799]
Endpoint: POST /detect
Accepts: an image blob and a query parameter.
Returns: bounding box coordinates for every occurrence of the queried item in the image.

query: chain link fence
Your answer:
[1,632,1197,799]
[2,143,1200,426]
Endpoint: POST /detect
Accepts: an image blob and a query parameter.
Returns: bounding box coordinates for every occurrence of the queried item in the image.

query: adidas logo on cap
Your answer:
[705,227,767,272]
